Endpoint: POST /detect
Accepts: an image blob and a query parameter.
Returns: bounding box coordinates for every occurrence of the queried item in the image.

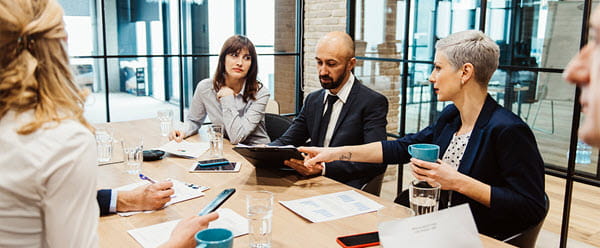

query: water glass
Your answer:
[122,137,144,174]
[208,124,223,158]
[157,109,174,136]
[246,191,273,248]
[409,180,441,215]
[95,127,113,163]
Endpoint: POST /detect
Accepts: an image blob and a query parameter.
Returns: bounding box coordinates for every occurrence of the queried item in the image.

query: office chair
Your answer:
[264,113,293,141]
[361,173,384,196]
[503,192,549,248]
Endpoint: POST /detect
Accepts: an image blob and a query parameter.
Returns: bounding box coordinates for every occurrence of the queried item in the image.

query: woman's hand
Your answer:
[410,158,464,191]
[169,130,185,142]
[298,146,340,167]
[159,212,219,248]
[217,86,235,99]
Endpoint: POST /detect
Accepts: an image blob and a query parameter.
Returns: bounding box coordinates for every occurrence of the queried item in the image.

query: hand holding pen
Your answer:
[117,174,175,212]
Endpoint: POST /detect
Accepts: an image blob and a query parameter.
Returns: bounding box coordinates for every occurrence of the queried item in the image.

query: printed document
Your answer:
[279,190,383,223]
[117,178,208,217]
[378,204,482,248]
[128,208,248,248]
[158,140,210,158]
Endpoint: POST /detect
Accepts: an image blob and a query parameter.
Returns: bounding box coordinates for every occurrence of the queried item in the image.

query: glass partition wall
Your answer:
[61,0,301,124]
[350,0,595,247]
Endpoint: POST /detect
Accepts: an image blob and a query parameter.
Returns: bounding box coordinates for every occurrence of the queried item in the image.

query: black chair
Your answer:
[265,113,293,141]
[361,172,384,196]
[503,193,549,248]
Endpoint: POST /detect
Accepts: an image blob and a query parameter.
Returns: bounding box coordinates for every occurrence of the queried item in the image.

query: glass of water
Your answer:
[157,109,173,136]
[409,180,441,215]
[208,124,223,158]
[246,191,273,248]
[121,137,143,174]
[95,127,113,163]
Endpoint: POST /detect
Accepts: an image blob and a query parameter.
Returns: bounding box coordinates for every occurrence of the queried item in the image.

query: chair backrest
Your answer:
[503,192,549,248]
[266,98,280,114]
[361,172,384,196]
[265,113,292,141]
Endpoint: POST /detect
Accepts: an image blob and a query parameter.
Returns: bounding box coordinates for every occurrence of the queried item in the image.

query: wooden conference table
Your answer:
[97,119,514,248]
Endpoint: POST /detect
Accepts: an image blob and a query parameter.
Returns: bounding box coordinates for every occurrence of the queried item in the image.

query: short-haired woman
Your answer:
[170,35,270,145]
[300,30,546,240]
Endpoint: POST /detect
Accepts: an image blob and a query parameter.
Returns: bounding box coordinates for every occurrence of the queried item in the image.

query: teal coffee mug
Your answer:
[407,144,440,162]
[195,228,233,248]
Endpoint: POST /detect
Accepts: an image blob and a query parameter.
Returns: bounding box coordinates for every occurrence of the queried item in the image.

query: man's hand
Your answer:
[117,181,174,212]
[284,158,324,176]
[159,212,219,248]
[169,130,185,142]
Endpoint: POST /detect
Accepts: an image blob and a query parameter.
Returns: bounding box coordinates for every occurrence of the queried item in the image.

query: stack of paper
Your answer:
[158,140,210,158]
[127,208,249,248]
[117,178,209,217]
[279,190,383,222]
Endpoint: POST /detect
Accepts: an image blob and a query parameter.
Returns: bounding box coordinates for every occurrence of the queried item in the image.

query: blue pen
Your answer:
[139,173,157,184]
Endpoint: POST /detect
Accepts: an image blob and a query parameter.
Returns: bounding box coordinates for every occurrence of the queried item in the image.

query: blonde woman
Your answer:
[300,30,545,240]
[0,0,216,247]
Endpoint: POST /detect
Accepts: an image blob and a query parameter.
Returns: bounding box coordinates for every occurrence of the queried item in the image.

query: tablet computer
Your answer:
[232,146,304,168]
[189,161,241,173]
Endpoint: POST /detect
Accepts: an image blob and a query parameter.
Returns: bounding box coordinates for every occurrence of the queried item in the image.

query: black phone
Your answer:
[197,158,229,167]
[190,162,240,172]
[336,231,380,248]
[197,188,236,216]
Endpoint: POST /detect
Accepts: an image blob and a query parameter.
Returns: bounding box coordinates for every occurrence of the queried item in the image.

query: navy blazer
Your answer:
[97,189,112,216]
[271,78,389,188]
[382,95,545,240]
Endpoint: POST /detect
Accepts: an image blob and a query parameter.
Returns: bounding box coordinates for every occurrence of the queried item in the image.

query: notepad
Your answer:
[127,208,249,248]
[116,178,209,217]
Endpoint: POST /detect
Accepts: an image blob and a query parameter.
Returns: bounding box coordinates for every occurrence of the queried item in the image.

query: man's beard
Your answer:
[319,69,347,90]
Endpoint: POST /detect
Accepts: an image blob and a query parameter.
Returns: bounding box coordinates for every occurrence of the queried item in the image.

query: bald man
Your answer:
[270,31,389,189]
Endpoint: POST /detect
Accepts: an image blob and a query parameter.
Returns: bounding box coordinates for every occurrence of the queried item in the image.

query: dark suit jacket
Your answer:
[97,189,112,216]
[271,78,389,188]
[382,95,545,240]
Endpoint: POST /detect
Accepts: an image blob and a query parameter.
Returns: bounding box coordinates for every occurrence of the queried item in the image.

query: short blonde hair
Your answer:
[0,0,91,134]
[435,30,500,85]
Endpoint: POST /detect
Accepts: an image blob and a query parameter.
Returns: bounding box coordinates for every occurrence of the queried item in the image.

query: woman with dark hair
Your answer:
[170,35,270,145]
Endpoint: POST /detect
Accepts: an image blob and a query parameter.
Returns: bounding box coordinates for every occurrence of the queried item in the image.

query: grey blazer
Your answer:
[182,78,270,145]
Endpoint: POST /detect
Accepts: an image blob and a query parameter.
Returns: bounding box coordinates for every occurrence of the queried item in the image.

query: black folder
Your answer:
[232,146,304,168]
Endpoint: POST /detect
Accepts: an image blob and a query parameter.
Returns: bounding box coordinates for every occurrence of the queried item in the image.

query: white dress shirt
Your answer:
[322,73,355,147]
[0,110,99,248]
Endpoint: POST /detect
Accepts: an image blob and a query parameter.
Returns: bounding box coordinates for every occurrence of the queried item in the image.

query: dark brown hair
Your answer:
[213,35,261,102]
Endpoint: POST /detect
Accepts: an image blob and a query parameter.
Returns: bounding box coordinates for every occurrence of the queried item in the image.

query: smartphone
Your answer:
[197,158,229,167]
[189,162,240,173]
[197,188,236,216]
[336,231,379,248]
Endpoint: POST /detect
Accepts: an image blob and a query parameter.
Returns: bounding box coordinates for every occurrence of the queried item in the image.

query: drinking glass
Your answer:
[409,180,441,215]
[208,124,223,158]
[246,191,273,248]
[157,109,173,137]
[122,137,144,174]
[95,127,113,163]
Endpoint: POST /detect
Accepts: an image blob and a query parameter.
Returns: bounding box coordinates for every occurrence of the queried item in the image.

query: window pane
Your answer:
[77,58,107,123]
[61,0,99,56]
[354,0,406,60]
[486,0,583,68]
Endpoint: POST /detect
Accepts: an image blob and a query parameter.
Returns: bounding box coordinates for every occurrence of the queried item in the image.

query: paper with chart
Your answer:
[158,140,210,158]
[117,178,208,216]
[279,190,383,223]
[127,208,249,248]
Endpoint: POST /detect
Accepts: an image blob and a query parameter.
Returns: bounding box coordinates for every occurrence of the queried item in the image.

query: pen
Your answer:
[139,173,157,184]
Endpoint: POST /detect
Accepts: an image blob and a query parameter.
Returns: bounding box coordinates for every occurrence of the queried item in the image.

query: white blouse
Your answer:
[442,131,472,169]
[0,111,99,248]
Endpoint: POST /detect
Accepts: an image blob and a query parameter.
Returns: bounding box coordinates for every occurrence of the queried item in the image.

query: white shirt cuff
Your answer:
[109,189,118,213]
[321,162,326,176]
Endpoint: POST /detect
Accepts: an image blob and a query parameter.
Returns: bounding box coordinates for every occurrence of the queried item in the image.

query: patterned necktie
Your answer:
[317,94,339,147]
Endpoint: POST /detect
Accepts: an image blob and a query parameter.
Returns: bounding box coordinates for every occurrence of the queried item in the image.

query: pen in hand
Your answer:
[139,173,157,184]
